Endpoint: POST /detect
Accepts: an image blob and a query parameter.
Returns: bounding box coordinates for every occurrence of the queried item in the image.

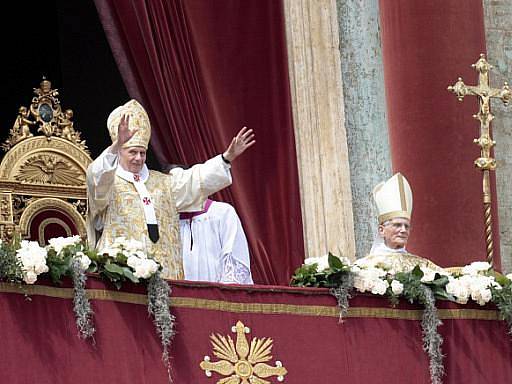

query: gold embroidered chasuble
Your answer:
[357,252,446,273]
[96,171,183,279]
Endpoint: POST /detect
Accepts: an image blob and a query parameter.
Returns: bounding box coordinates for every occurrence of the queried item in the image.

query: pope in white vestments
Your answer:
[86,99,255,279]
[178,199,253,284]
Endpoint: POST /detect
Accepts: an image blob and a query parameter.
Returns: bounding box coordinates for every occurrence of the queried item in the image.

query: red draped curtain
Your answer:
[378,0,501,269]
[93,0,304,284]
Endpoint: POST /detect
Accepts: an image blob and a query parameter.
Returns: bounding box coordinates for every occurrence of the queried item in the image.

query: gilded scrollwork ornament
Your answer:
[0,224,16,242]
[1,78,89,153]
[0,79,91,244]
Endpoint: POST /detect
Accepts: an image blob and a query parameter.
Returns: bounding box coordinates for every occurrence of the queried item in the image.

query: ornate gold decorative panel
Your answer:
[0,79,92,244]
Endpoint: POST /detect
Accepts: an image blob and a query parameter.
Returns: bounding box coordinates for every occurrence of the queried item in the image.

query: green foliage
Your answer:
[491,279,512,334]
[392,266,454,306]
[0,240,23,283]
[46,248,72,284]
[290,263,327,287]
[86,250,139,289]
[290,252,352,288]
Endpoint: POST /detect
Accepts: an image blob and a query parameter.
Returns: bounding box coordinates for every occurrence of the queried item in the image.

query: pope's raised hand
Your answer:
[222,126,256,162]
[117,115,138,146]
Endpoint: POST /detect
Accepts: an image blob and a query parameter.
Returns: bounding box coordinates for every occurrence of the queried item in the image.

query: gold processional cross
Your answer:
[448,54,510,267]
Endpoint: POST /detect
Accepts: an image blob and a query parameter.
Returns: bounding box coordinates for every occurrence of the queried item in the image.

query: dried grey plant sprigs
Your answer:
[148,272,176,382]
[329,272,355,322]
[70,258,95,340]
[419,284,445,384]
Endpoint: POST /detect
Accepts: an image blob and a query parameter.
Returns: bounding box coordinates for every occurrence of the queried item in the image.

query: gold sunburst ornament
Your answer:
[200,321,288,384]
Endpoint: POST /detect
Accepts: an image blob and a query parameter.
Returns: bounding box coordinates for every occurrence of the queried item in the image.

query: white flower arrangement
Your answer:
[305,254,351,273]
[48,235,82,254]
[102,237,160,280]
[445,261,499,305]
[293,255,508,309]
[16,240,49,284]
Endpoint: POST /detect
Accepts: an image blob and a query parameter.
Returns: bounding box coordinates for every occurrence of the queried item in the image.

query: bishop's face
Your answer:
[378,217,411,249]
[119,146,146,174]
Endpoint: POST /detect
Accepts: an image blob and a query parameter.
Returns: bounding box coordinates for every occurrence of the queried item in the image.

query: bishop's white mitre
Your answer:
[373,173,413,224]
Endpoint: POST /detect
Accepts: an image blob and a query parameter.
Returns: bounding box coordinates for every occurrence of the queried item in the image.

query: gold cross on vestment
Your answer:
[448,53,511,267]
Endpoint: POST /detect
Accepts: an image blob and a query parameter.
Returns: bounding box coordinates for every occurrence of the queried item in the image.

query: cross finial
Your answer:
[447,54,510,267]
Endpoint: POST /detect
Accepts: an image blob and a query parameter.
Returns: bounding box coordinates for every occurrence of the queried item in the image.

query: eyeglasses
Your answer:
[384,221,411,231]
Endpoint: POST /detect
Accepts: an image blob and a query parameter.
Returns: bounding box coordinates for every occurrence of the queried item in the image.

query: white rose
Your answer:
[446,278,470,304]
[391,280,404,295]
[146,259,159,275]
[506,273,512,281]
[353,271,375,293]
[134,250,147,259]
[462,261,491,276]
[127,255,141,269]
[19,251,36,268]
[76,252,91,270]
[420,267,436,283]
[370,279,389,296]
[353,275,367,293]
[471,288,492,306]
[34,262,49,275]
[48,235,81,254]
[134,263,151,279]
[23,271,38,284]
[304,256,329,271]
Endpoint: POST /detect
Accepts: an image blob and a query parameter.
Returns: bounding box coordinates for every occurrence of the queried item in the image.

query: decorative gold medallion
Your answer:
[200,321,288,383]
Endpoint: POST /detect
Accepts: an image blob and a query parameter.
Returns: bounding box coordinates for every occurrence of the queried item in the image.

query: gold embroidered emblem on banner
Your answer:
[200,320,288,383]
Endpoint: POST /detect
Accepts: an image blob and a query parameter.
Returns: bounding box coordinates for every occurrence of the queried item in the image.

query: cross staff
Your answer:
[448,53,510,267]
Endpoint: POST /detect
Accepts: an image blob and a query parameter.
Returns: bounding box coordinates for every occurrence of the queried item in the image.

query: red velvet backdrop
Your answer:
[379,0,501,269]
[29,210,79,244]
[93,0,304,285]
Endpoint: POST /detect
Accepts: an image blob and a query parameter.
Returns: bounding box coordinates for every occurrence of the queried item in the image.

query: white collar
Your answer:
[370,242,407,255]
[116,163,149,183]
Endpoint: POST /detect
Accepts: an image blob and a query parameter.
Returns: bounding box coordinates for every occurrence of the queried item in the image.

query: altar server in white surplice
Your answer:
[178,198,253,284]
[86,99,255,280]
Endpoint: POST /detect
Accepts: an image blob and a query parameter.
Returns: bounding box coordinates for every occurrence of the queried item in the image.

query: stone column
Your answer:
[336,0,392,258]
[283,0,356,260]
[483,0,512,273]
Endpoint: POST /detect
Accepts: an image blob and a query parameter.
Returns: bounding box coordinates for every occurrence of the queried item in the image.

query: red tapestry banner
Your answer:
[0,278,511,384]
